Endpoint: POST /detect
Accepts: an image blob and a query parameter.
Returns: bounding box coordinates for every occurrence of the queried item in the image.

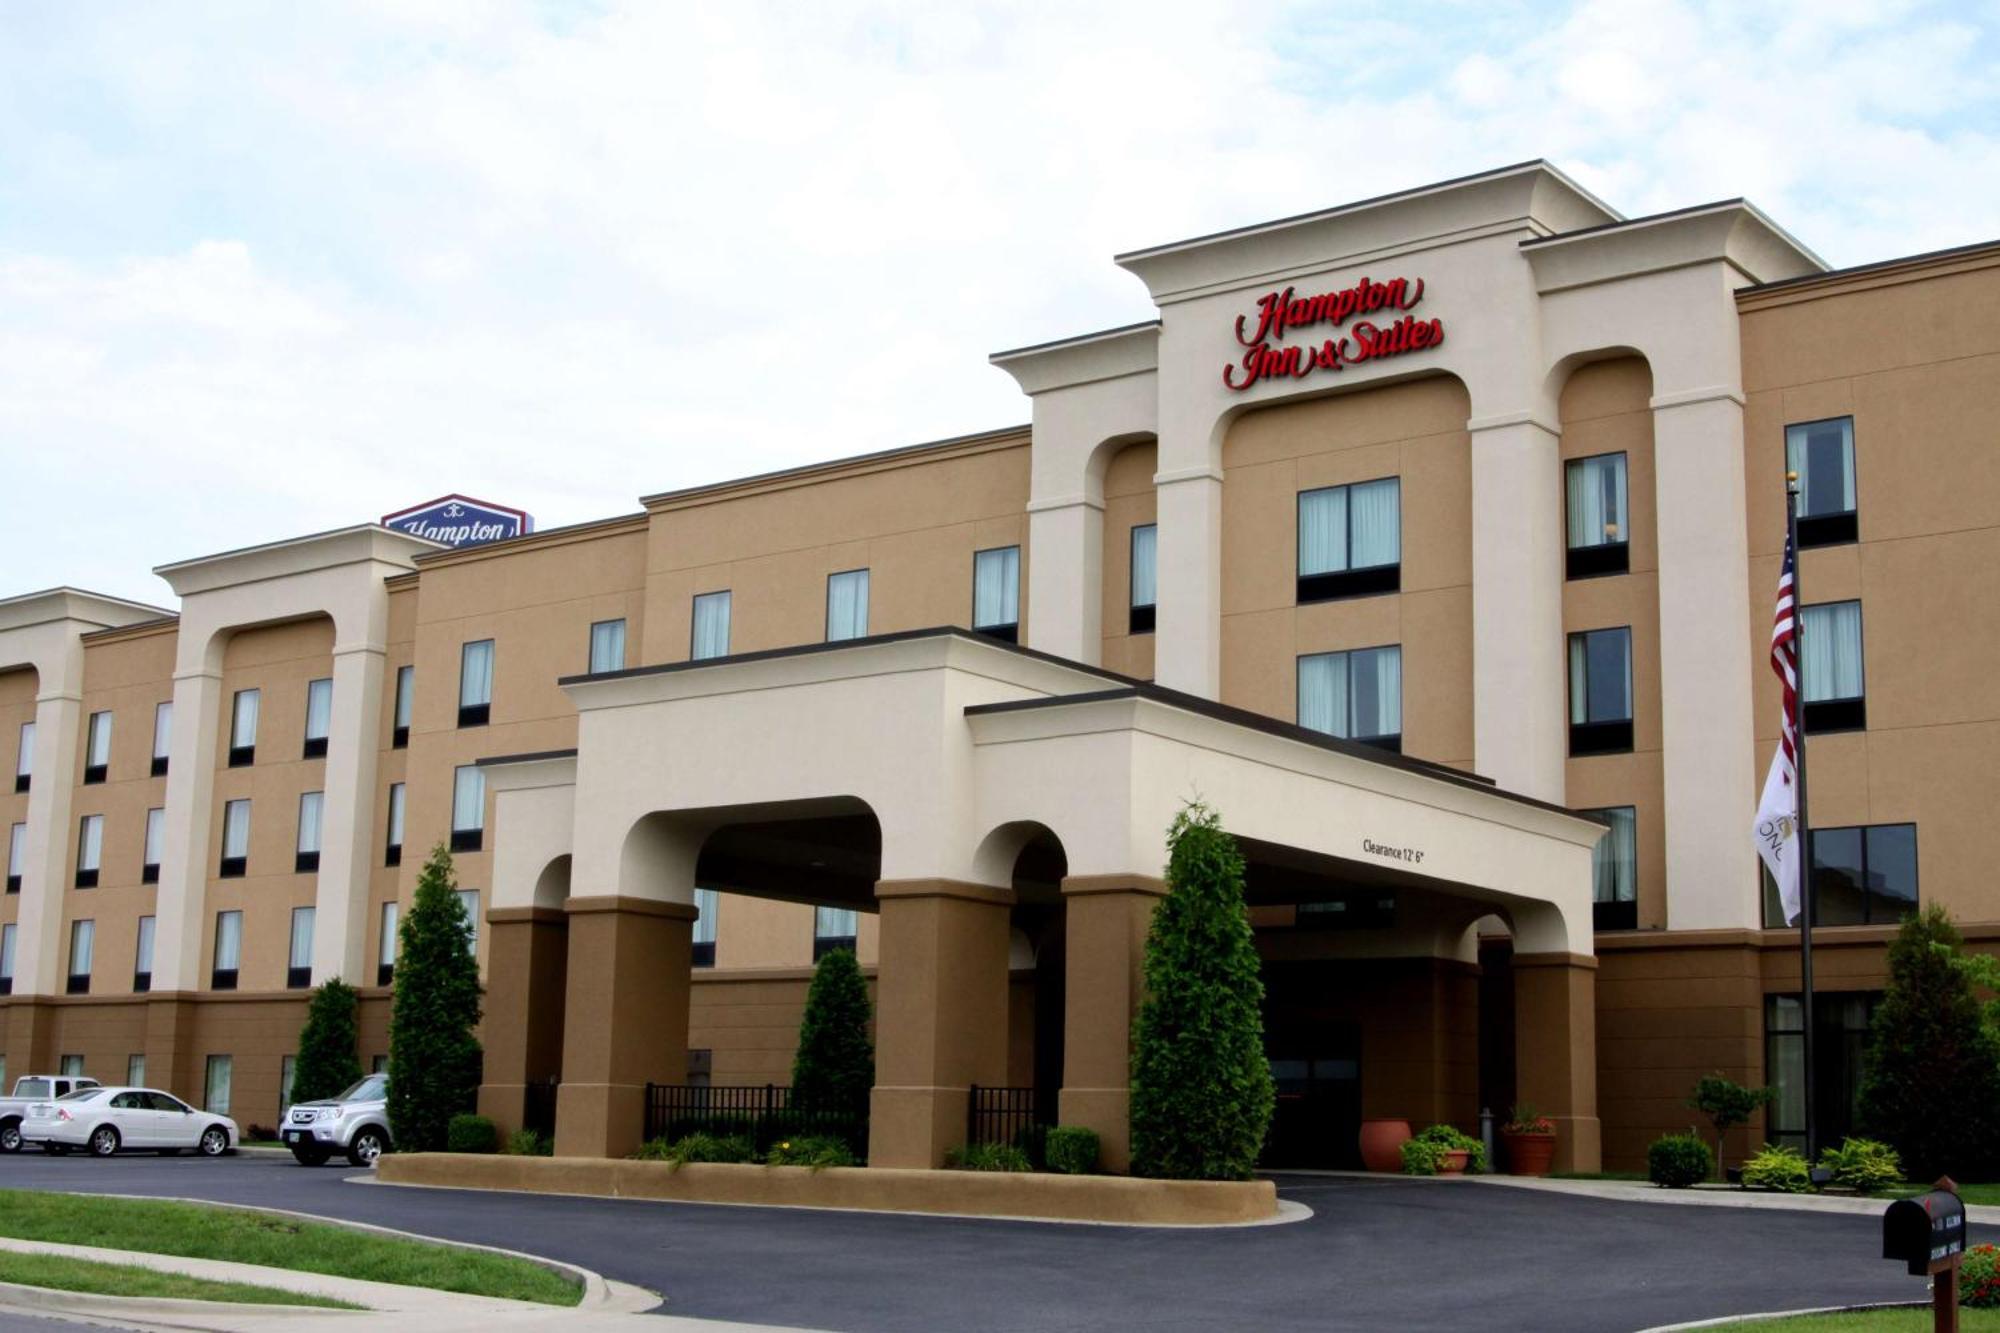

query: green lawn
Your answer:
[1702,1308,2000,1332]
[0,1250,358,1309]
[0,1190,580,1307]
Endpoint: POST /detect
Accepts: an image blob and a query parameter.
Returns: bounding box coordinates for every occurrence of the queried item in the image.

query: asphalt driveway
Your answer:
[0,1151,1963,1331]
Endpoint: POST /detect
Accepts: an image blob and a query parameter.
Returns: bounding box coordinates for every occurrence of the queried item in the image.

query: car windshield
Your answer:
[336,1076,386,1102]
[57,1088,107,1103]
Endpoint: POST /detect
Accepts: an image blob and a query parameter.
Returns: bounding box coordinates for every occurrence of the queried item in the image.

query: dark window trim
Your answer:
[1569,719,1634,756]
[295,851,320,874]
[141,862,159,885]
[227,745,255,768]
[813,935,857,961]
[1566,542,1629,580]
[150,755,169,777]
[133,971,151,993]
[450,828,483,853]
[4,874,18,894]
[385,843,402,868]
[1358,733,1403,755]
[74,868,98,889]
[302,736,328,760]
[66,973,90,995]
[218,856,247,879]
[392,725,409,749]
[13,774,27,794]
[211,968,238,992]
[0,977,10,995]
[83,764,107,785]
[970,547,1021,639]
[1128,604,1155,635]
[286,966,311,989]
[1593,899,1638,932]
[977,623,1019,644]
[457,703,490,729]
[1297,564,1401,605]
[376,963,394,987]
[692,941,716,969]
[1803,697,1866,734]
[1797,511,1857,548]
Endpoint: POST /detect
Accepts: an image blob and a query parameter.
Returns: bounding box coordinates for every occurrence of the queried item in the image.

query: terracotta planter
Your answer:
[1502,1129,1557,1177]
[1437,1148,1470,1176]
[1358,1119,1413,1173]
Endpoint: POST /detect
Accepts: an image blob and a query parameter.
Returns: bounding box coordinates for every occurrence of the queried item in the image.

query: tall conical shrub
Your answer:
[388,844,483,1153]
[291,977,364,1105]
[791,943,874,1113]
[1129,802,1274,1180]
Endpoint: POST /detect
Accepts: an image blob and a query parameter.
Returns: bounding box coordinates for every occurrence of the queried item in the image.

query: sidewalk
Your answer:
[1463,1172,2000,1225]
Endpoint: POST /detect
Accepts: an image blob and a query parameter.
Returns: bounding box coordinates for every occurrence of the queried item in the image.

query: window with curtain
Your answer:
[205,1055,233,1115]
[75,814,103,887]
[134,915,155,992]
[67,919,93,994]
[392,665,414,748]
[220,800,251,877]
[1567,627,1634,755]
[814,905,858,959]
[458,640,494,726]
[152,700,172,775]
[1584,806,1638,930]
[1565,453,1629,578]
[972,546,1021,641]
[59,1054,83,1078]
[693,887,718,968]
[455,889,481,954]
[589,619,628,673]
[143,808,164,883]
[15,721,33,792]
[1297,478,1401,602]
[212,910,242,990]
[84,711,112,784]
[1786,417,1858,546]
[1800,600,1865,732]
[229,690,259,765]
[378,900,399,986]
[1296,646,1402,750]
[386,783,406,866]
[826,570,870,642]
[1762,822,1916,928]
[451,766,485,851]
[8,822,25,892]
[0,923,14,994]
[1129,525,1158,634]
[303,678,333,757]
[288,907,315,988]
[280,1055,296,1114]
[296,791,324,872]
[692,591,732,660]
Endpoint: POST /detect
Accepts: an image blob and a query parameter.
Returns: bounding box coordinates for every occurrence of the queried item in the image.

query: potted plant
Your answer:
[1358,1119,1412,1173]
[1501,1105,1557,1177]
[1400,1124,1486,1176]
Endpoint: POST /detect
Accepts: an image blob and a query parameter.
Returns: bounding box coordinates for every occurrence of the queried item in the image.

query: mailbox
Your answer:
[1884,1190,1967,1276]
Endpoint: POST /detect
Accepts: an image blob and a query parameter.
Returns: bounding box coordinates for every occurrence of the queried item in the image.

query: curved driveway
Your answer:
[0,1153,1964,1331]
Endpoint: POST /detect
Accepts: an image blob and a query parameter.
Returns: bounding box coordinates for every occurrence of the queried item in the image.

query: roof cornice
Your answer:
[1522,199,1824,294]
[153,525,444,598]
[0,587,174,635]
[988,322,1160,397]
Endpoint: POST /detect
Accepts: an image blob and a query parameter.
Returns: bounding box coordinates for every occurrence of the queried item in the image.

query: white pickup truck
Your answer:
[0,1075,101,1153]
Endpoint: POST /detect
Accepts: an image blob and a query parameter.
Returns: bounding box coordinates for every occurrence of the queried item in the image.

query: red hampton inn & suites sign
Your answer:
[1224,275,1445,391]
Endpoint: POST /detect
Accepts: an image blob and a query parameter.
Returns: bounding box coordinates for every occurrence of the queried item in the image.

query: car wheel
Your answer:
[88,1126,120,1157]
[0,1120,21,1153]
[290,1144,330,1167]
[346,1127,386,1167]
[198,1126,230,1157]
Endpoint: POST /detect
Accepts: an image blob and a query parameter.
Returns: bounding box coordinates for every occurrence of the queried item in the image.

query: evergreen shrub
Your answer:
[446,1114,498,1154]
[387,845,484,1153]
[765,1135,857,1169]
[1647,1132,1714,1189]
[1740,1144,1813,1193]
[291,979,364,1106]
[1821,1137,1902,1195]
[945,1142,1032,1172]
[790,945,873,1152]
[1044,1127,1101,1175]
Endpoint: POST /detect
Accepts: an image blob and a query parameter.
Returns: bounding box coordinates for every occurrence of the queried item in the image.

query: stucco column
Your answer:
[311,643,386,983]
[1652,390,1759,929]
[151,666,223,993]
[1151,468,1223,699]
[1058,875,1162,1172]
[1024,498,1103,665]
[478,906,569,1137]
[553,896,694,1158]
[142,996,199,1105]
[11,689,83,995]
[1468,415,1566,803]
[1513,951,1600,1174]
[870,879,1014,1168]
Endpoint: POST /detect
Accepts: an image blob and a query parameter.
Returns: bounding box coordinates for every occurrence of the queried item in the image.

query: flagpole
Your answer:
[1788,471,1818,1164]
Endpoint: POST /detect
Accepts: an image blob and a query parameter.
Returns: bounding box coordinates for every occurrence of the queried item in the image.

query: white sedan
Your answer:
[20,1086,238,1158]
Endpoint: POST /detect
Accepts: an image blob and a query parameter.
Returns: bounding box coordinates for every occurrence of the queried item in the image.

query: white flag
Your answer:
[1754,749,1800,925]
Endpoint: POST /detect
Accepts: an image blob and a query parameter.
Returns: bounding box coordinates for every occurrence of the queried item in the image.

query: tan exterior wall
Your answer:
[1099,441,1157,681]
[1,667,40,938]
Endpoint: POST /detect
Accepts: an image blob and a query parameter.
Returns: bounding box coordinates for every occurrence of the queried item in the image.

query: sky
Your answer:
[3,0,1997,607]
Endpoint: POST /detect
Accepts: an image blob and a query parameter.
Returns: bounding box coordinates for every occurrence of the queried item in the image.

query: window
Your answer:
[392,665,413,748]
[1129,524,1157,634]
[1565,453,1629,578]
[385,783,406,867]
[295,791,323,873]
[127,1054,146,1087]
[0,923,15,996]
[458,640,494,727]
[813,905,857,960]
[455,889,481,954]
[1762,823,1917,929]
[288,907,315,988]
[972,546,1021,642]
[1297,478,1401,602]
[1297,646,1402,751]
[1765,992,1878,1153]
[220,800,250,877]
[371,1054,389,1074]
[67,919,93,995]
[151,701,172,776]
[691,591,732,660]
[1567,627,1634,755]
[303,677,332,758]
[84,710,112,784]
[451,766,485,852]
[1786,417,1858,547]
[6,822,22,893]
[692,887,718,968]
[212,910,242,990]
[589,618,628,673]
[75,814,103,888]
[1585,807,1637,931]
[279,1055,296,1116]
[1800,600,1865,732]
[134,915,155,993]
[229,689,259,766]
[59,1054,84,1078]
[825,570,870,642]
[143,808,164,884]
[204,1055,233,1115]
[14,720,33,792]
[378,900,399,986]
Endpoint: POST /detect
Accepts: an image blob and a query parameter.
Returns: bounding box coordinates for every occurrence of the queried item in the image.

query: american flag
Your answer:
[1770,530,1799,785]
[1754,529,1804,923]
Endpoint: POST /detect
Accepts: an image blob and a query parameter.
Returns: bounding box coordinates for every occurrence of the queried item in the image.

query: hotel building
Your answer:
[3,161,1996,1173]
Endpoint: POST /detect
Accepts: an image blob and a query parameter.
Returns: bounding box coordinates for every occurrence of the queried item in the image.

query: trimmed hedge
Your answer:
[1647,1132,1713,1189]
[946,1142,1033,1172]
[1044,1127,1100,1176]
[445,1114,497,1154]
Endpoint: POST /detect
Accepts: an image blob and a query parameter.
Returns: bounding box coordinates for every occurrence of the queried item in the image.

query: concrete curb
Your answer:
[1463,1173,2000,1224]
[1636,1299,1926,1330]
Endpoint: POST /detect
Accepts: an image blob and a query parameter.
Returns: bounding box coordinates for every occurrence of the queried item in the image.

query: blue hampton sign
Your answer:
[380,494,533,549]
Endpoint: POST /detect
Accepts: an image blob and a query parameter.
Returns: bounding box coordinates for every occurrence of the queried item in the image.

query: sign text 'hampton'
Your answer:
[1224,275,1444,391]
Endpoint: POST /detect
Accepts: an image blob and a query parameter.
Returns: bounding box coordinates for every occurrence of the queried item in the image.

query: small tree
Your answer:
[1858,904,2000,1180]
[1129,802,1275,1181]
[790,943,874,1113]
[1687,1073,1774,1180]
[388,845,483,1153]
[291,978,364,1106]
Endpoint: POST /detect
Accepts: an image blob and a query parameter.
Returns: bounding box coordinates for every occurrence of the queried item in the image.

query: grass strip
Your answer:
[0,1249,359,1309]
[1701,1310,2000,1331]
[0,1189,580,1307]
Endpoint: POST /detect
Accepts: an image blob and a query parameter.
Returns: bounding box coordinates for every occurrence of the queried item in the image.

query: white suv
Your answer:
[282,1074,392,1167]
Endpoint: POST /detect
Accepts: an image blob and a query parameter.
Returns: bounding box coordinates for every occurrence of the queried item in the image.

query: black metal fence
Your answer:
[523,1078,559,1140]
[642,1083,867,1154]
[966,1085,1048,1163]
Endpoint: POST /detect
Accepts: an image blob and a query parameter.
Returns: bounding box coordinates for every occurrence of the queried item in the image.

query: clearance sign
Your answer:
[1223,275,1444,391]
